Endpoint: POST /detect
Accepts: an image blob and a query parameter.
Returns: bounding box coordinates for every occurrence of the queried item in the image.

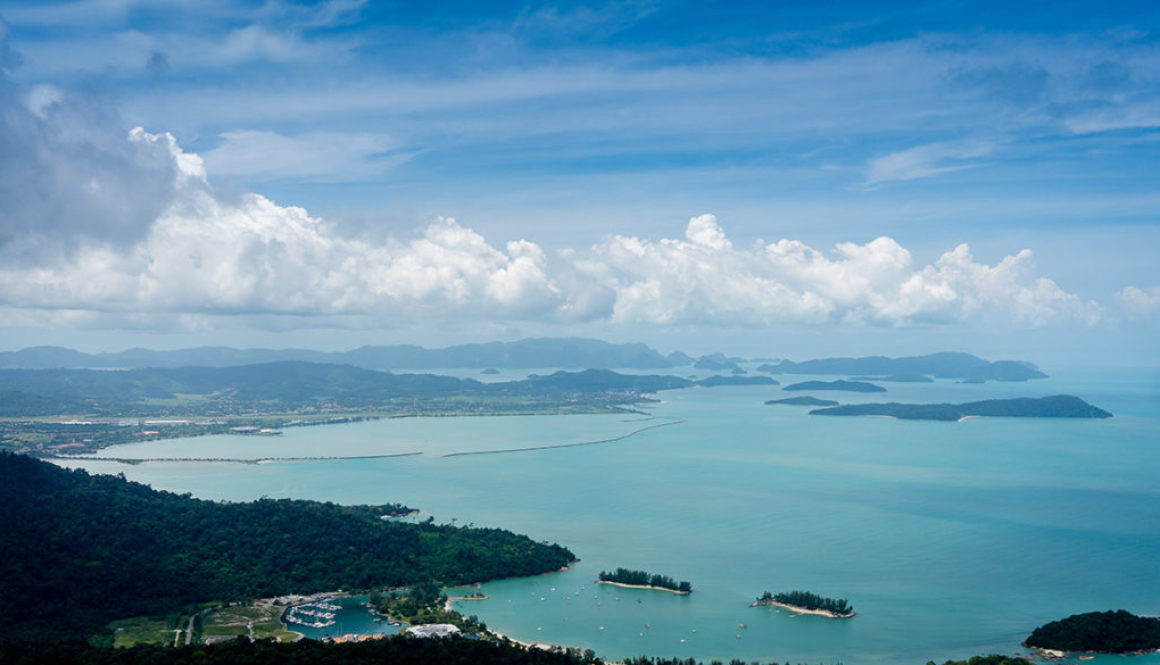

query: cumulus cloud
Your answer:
[0,72,179,260]
[569,215,1100,328]
[0,122,1103,329]
[0,124,562,320]
[0,64,1105,333]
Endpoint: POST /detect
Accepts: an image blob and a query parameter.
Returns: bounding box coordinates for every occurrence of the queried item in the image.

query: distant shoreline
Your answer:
[750,599,855,618]
[595,580,691,595]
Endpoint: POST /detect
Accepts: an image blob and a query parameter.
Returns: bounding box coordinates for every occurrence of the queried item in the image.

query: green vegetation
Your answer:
[764,396,839,406]
[1023,610,1160,653]
[368,581,489,634]
[809,395,1113,421]
[783,380,886,393]
[763,353,1047,382]
[201,606,296,643]
[925,657,1034,665]
[0,453,574,643]
[106,616,183,648]
[0,635,605,665]
[0,364,701,421]
[753,591,854,617]
[597,568,692,593]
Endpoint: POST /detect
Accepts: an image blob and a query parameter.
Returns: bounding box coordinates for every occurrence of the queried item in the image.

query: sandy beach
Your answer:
[750,600,855,619]
[595,580,691,595]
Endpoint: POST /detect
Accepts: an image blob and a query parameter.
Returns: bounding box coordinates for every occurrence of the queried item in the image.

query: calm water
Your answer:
[56,367,1160,665]
[289,595,403,641]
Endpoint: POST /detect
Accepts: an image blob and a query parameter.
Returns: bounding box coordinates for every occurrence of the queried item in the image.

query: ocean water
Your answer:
[55,367,1160,665]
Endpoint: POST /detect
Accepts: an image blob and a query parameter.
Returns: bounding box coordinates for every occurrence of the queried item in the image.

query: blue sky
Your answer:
[0,1,1157,362]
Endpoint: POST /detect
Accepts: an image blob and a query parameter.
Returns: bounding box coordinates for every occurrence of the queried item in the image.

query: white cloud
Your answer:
[203,130,409,182]
[0,128,561,320]
[862,140,996,189]
[1116,285,1160,316]
[571,215,1100,328]
[0,105,1108,333]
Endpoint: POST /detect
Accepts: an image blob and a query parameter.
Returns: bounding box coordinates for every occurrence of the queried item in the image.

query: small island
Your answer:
[597,568,692,594]
[750,591,855,618]
[1024,610,1160,654]
[783,380,886,393]
[809,395,1112,421]
[765,396,839,406]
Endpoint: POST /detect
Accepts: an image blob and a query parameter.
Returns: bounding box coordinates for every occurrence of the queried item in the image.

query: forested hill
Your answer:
[0,365,770,417]
[809,395,1112,421]
[0,453,575,643]
[761,352,1047,382]
[1024,610,1160,653]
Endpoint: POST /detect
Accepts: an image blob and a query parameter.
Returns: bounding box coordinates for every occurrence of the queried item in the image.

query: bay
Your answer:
[55,367,1160,665]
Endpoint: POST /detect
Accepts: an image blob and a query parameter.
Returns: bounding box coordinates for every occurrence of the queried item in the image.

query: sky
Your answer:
[0,0,1157,363]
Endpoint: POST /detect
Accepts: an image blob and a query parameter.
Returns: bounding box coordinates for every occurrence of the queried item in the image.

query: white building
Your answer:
[406,624,461,638]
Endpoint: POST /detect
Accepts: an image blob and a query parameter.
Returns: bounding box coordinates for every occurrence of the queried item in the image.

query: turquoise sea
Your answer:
[55,366,1160,665]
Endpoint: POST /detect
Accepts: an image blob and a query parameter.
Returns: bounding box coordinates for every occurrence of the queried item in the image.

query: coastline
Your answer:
[749,600,855,618]
[595,580,691,595]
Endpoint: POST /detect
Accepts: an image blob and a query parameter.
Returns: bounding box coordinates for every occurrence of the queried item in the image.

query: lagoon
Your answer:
[55,367,1160,665]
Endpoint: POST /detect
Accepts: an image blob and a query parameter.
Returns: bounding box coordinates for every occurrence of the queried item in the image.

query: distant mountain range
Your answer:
[0,341,1046,382]
[0,338,689,371]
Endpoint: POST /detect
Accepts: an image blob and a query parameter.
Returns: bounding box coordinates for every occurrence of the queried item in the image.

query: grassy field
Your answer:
[202,605,298,643]
[107,614,184,648]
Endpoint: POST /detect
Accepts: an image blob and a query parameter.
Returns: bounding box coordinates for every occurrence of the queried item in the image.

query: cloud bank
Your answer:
[0,120,1107,331]
[0,57,1136,335]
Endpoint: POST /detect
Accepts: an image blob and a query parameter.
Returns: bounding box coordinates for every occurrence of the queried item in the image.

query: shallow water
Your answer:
[56,367,1160,664]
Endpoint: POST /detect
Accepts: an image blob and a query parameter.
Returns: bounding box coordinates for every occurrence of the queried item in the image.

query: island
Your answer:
[1024,610,1160,654]
[809,395,1112,421]
[783,380,886,393]
[750,591,854,618]
[597,568,692,594]
[765,396,839,406]
[762,352,1048,382]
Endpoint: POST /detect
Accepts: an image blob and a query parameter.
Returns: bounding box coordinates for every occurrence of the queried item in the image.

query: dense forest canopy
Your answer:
[755,591,853,616]
[0,453,574,643]
[1024,610,1160,652]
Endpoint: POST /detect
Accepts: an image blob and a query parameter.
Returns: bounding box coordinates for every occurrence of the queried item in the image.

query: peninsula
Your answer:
[809,395,1112,421]
[783,380,886,393]
[0,452,575,643]
[597,568,692,594]
[750,591,854,618]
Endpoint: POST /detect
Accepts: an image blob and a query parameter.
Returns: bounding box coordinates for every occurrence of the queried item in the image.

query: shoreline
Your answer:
[749,600,855,618]
[595,580,691,595]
